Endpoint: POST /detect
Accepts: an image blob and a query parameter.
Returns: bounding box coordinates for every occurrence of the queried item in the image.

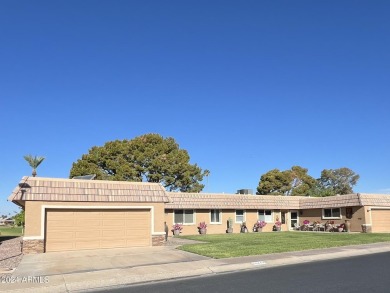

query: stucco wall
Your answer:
[24,201,166,238]
[299,206,366,232]
[350,206,367,232]
[165,209,289,235]
[165,206,368,235]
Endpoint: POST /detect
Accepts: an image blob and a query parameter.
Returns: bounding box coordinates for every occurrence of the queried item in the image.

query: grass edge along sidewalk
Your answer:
[177,232,390,258]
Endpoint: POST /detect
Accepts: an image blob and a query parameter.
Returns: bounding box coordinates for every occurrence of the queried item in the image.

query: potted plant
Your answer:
[338,223,345,232]
[198,221,207,234]
[227,217,233,233]
[302,219,310,231]
[240,221,248,233]
[253,220,267,232]
[171,223,183,236]
[274,218,282,232]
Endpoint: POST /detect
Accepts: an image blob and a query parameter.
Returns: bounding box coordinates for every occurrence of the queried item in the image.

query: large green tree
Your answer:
[316,167,360,195]
[287,166,317,196]
[70,133,209,192]
[13,209,25,226]
[256,168,292,195]
[256,166,316,196]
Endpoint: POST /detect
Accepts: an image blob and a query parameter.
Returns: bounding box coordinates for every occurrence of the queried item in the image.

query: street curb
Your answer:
[2,244,390,292]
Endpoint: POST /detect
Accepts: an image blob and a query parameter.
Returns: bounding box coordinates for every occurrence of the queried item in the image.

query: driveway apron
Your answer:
[13,246,209,277]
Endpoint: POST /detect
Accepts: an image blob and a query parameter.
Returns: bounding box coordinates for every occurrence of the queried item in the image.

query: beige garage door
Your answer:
[371,210,390,232]
[46,209,151,252]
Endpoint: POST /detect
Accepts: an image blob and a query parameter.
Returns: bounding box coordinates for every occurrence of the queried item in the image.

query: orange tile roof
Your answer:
[8,176,170,203]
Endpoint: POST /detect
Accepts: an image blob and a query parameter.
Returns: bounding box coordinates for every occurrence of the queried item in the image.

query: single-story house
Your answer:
[0,217,15,226]
[7,176,390,254]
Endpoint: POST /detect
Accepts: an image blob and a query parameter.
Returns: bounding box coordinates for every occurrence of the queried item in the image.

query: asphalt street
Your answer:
[93,252,390,293]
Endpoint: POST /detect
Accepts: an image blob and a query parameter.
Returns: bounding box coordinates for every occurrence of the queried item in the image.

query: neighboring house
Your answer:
[0,217,15,226]
[7,176,390,254]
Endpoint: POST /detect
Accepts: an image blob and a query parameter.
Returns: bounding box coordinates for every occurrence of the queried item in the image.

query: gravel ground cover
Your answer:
[0,237,23,274]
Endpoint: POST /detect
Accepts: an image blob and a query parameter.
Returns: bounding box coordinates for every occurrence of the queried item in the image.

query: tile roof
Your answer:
[358,193,390,207]
[8,177,390,209]
[166,192,390,210]
[166,192,303,209]
[8,176,170,203]
[298,194,361,209]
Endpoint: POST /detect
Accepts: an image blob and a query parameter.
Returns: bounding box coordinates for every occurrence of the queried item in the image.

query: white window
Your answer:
[322,208,341,219]
[258,210,272,222]
[235,210,245,223]
[174,210,194,224]
[210,209,221,224]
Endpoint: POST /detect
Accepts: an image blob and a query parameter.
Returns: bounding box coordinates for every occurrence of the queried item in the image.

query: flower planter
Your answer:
[173,229,180,236]
[227,227,233,233]
[199,228,207,235]
[257,228,262,232]
[345,220,351,232]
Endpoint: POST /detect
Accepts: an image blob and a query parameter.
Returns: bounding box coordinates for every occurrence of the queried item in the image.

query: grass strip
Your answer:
[178,232,390,258]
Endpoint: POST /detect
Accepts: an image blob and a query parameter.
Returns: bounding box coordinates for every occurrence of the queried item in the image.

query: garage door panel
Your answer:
[102,219,126,227]
[74,230,101,238]
[372,210,390,232]
[48,211,74,219]
[47,221,74,228]
[75,241,101,250]
[47,231,74,239]
[101,230,126,237]
[46,209,151,252]
[102,211,126,217]
[125,218,147,225]
[48,241,75,251]
[74,211,101,219]
[100,240,126,248]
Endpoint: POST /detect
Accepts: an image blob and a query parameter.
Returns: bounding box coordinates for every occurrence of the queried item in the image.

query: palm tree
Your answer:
[24,155,45,177]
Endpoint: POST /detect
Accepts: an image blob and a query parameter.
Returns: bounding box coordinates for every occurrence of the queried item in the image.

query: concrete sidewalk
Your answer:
[1,241,390,293]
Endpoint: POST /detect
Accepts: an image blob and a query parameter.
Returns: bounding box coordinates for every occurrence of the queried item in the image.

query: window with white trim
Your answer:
[235,210,245,223]
[210,209,221,224]
[174,210,194,224]
[322,208,341,219]
[258,210,272,222]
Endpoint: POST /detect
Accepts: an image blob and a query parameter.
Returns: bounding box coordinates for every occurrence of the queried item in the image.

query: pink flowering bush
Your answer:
[198,221,207,229]
[172,223,183,231]
[254,220,267,229]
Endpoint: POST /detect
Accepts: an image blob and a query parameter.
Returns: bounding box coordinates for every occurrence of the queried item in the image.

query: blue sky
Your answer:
[1,1,389,215]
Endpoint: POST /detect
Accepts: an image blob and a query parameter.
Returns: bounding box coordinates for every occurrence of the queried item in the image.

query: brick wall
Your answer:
[22,239,44,254]
[152,235,165,246]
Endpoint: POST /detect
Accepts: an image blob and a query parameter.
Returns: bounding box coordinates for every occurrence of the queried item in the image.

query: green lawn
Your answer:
[178,232,390,258]
[0,226,23,237]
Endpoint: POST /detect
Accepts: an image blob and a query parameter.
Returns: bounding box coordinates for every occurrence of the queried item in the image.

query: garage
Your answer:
[371,209,390,233]
[45,209,151,252]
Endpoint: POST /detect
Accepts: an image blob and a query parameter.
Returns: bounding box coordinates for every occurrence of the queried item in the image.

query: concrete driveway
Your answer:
[14,245,210,277]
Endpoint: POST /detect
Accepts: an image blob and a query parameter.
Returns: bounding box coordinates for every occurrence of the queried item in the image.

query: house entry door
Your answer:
[290,211,299,230]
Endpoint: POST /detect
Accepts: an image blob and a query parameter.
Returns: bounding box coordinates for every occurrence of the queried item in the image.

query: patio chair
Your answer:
[325,222,334,232]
